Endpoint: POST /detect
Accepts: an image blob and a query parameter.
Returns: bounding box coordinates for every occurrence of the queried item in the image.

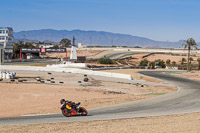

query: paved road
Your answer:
[1,71,200,126]
[105,52,142,59]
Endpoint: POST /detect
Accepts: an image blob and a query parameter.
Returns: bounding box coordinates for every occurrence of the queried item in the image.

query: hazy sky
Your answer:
[1,0,200,42]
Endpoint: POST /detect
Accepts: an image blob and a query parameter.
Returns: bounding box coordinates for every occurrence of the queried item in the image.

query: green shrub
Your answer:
[166,59,171,65]
[139,59,149,66]
[99,58,113,64]
[154,59,166,68]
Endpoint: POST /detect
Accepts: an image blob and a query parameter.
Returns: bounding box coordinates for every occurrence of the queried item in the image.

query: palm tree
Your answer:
[182,38,198,71]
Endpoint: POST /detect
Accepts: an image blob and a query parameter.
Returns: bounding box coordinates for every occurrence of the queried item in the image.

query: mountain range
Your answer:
[14,29,186,48]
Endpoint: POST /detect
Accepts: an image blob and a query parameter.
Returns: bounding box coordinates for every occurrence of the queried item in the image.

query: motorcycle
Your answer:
[60,100,88,117]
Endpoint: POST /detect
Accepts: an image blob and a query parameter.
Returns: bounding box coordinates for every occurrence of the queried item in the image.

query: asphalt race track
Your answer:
[1,71,200,126]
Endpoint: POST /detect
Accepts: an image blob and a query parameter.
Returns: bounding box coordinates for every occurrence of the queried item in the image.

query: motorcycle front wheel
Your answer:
[62,109,71,117]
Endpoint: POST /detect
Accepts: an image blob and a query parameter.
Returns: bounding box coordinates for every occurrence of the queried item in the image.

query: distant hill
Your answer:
[14,29,185,48]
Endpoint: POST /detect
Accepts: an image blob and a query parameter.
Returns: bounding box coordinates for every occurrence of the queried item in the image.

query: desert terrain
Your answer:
[0,70,176,117]
[0,68,199,133]
[1,49,200,133]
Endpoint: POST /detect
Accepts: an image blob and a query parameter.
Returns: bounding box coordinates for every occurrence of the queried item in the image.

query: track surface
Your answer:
[1,71,200,126]
[105,52,140,59]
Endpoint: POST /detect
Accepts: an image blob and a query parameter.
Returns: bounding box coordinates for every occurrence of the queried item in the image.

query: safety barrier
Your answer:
[47,62,88,68]
[0,65,132,80]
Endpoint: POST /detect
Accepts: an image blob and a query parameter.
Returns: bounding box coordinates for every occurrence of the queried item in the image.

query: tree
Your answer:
[52,44,59,49]
[139,59,149,66]
[154,59,166,68]
[166,59,171,65]
[197,58,200,70]
[180,58,186,65]
[149,61,155,68]
[60,38,71,47]
[99,58,113,64]
[182,38,198,71]
[172,61,176,66]
[13,42,36,59]
[189,57,193,64]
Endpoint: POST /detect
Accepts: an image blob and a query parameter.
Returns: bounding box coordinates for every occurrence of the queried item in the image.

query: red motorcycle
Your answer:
[60,99,88,117]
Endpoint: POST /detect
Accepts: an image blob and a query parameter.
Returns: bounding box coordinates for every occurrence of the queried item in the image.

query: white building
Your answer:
[0,27,14,49]
[78,42,87,48]
[0,27,14,61]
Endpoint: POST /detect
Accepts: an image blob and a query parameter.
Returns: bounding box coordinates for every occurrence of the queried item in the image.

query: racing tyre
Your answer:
[79,107,88,116]
[62,109,71,117]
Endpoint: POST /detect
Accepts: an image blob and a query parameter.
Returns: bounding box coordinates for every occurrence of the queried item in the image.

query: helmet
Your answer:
[60,99,65,105]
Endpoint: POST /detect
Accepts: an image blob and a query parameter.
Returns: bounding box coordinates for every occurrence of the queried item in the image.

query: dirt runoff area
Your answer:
[167,71,200,82]
[0,69,180,133]
[0,70,177,117]
[1,112,200,133]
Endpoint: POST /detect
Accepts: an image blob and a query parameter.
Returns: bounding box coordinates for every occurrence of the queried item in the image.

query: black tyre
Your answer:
[62,109,71,117]
[79,107,88,116]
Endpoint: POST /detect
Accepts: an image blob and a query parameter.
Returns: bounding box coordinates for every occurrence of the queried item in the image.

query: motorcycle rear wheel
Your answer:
[62,109,71,117]
[79,107,88,116]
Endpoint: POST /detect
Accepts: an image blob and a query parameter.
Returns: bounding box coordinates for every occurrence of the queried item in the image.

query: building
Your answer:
[0,27,14,61]
[0,27,14,49]
[78,42,87,48]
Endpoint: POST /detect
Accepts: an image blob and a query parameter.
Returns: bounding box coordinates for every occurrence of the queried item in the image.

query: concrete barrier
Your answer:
[47,62,88,68]
[0,65,132,80]
[165,66,178,69]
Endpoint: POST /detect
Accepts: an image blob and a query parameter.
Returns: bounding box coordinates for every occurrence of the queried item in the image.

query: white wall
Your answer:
[0,65,133,80]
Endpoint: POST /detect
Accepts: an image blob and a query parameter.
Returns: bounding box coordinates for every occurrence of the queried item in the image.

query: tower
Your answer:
[70,36,77,61]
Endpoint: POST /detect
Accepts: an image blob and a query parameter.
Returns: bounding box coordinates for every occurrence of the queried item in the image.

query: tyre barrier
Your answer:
[84,78,89,82]
[40,81,45,83]
[0,65,133,80]
[177,67,187,70]
[0,71,16,79]
[36,77,41,81]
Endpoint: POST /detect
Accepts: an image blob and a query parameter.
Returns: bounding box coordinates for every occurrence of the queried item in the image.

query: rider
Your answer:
[60,99,79,112]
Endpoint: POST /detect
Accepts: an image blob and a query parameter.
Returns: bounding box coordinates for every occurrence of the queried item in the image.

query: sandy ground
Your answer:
[168,71,200,81]
[2,69,196,133]
[41,50,103,58]
[145,53,200,65]
[122,53,200,66]
[0,70,176,117]
[1,112,200,133]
